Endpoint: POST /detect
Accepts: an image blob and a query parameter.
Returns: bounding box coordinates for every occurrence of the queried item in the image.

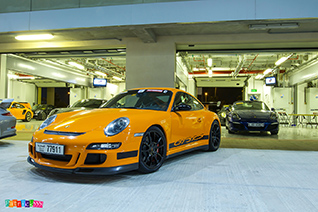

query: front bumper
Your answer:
[27,156,138,175]
[228,121,279,132]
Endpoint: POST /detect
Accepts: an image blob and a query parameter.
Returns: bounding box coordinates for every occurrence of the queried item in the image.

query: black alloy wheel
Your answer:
[138,126,166,174]
[24,112,32,122]
[208,120,221,151]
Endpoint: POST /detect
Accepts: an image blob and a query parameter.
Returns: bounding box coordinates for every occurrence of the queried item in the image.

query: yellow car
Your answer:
[28,88,221,175]
[7,102,33,122]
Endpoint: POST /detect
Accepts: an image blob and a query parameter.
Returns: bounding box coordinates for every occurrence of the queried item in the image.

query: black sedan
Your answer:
[226,101,279,135]
[48,98,107,117]
[32,104,55,120]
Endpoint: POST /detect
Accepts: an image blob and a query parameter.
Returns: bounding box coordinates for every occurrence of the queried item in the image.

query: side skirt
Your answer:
[166,145,209,159]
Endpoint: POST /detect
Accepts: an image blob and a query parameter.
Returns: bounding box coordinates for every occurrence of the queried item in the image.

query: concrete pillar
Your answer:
[0,54,8,99]
[37,87,42,104]
[125,38,176,89]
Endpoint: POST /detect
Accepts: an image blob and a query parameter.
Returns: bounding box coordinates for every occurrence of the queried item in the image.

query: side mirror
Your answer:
[174,103,192,112]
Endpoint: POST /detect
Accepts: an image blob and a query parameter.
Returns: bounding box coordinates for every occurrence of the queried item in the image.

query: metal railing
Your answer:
[278,112,318,128]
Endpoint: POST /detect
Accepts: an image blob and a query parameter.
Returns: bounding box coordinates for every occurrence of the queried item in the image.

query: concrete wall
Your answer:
[126,38,175,89]
[8,80,36,106]
[1,0,317,33]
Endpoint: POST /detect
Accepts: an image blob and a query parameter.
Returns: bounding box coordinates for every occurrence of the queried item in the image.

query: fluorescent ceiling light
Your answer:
[15,34,54,41]
[212,67,234,71]
[113,76,122,81]
[275,57,288,66]
[68,62,85,70]
[193,68,206,71]
[263,68,272,75]
[207,58,213,67]
[95,71,107,77]
[255,74,264,79]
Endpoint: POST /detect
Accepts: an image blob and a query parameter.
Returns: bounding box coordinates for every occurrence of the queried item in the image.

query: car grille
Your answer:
[41,153,72,162]
[84,153,107,165]
[44,130,86,136]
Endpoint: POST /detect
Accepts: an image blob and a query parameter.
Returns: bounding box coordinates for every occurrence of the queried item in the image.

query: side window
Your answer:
[173,92,204,111]
[16,103,25,109]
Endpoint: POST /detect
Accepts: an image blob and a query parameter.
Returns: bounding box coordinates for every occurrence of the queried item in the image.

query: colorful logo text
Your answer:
[5,199,43,208]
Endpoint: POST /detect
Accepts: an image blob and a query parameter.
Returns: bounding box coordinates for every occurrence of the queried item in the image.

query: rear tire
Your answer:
[138,126,166,174]
[208,120,221,151]
[23,112,32,122]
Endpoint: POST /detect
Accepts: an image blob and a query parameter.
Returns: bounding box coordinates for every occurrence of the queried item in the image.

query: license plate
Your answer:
[248,123,264,127]
[35,143,64,155]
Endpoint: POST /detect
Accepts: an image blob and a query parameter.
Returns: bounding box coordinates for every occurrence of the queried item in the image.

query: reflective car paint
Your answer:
[7,102,33,122]
[48,99,107,117]
[28,88,221,175]
[226,101,279,135]
[0,99,17,139]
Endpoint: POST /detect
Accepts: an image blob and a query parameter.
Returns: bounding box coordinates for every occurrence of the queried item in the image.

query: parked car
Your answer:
[226,100,279,135]
[32,104,56,120]
[28,88,221,175]
[48,99,107,117]
[7,101,33,122]
[217,105,229,126]
[0,99,17,139]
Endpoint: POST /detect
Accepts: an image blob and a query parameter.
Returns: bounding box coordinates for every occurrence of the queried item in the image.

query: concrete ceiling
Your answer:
[2,18,318,83]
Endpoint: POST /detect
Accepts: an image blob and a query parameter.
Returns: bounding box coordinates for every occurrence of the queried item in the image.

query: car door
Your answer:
[169,92,206,154]
[9,103,26,119]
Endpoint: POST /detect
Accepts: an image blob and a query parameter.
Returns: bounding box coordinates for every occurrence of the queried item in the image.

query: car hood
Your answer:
[56,107,89,113]
[235,110,273,119]
[46,108,165,133]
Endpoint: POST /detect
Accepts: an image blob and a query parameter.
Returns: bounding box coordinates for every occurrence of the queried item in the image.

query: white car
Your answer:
[0,99,17,139]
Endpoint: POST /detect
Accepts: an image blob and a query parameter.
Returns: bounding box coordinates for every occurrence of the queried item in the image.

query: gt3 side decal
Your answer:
[169,135,209,149]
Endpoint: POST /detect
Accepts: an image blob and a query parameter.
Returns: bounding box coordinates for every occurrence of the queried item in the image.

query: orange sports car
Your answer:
[28,88,221,175]
[7,102,33,122]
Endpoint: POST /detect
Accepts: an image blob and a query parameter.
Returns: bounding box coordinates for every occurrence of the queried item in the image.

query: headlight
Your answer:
[270,113,278,120]
[104,117,130,136]
[87,143,122,150]
[232,113,241,120]
[38,115,57,130]
[221,112,226,118]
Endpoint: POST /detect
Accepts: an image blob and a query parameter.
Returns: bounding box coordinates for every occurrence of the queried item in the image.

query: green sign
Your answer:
[251,89,257,92]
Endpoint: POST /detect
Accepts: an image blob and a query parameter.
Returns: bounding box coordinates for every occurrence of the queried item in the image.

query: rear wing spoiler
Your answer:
[0,99,14,110]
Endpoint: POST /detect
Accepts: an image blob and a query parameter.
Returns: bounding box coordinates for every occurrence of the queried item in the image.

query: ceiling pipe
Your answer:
[232,55,245,77]
[101,58,126,71]
[85,61,124,78]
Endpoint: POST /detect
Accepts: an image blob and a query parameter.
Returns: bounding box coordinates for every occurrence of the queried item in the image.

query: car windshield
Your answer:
[71,99,104,108]
[101,89,173,111]
[33,104,46,110]
[233,101,270,111]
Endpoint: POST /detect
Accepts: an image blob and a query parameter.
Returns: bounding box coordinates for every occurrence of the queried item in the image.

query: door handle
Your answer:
[197,118,202,123]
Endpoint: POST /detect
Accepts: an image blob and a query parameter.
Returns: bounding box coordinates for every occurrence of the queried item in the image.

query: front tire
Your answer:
[39,111,47,120]
[138,126,166,174]
[208,120,221,151]
[23,112,32,122]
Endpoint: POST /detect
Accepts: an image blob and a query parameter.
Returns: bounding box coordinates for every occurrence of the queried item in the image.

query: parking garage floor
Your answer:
[1,121,318,211]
